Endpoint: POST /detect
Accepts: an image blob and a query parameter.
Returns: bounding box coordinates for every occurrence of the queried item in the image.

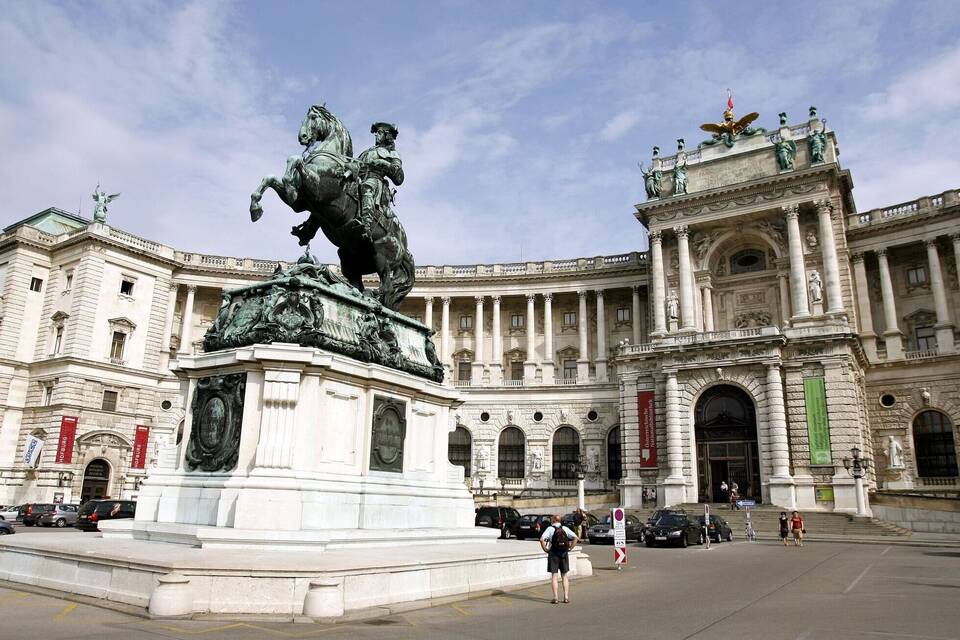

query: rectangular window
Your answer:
[457,360,472,381]
[101,390,118,412]
[29,277,43,292]
[916,326,937,351]
[616,307,631,323]
[510,361,524,381]
[53,326,64,355]
[906,266,927,286]
[43,385,53,406]
[109,331,126,361]
[563,359,578,380]
[459,315,473,330]
[510,314,524,328]
[64,271,73,292]
[562,311,577,327]
[120,279,135,296]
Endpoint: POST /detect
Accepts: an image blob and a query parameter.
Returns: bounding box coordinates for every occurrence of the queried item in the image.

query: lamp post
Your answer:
[57,471,74,487]
[842,446,870,517]
[568,454,586,510]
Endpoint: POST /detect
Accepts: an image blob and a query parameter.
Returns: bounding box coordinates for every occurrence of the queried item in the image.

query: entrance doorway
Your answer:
[80,459,111,502]
[695,385,761,503]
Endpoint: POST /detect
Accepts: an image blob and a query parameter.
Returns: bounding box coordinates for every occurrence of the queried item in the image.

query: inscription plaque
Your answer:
[370,396,407,473]
[185,373,247,472]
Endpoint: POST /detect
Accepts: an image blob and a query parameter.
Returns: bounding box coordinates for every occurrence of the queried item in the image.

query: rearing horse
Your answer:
[249,104,415,311]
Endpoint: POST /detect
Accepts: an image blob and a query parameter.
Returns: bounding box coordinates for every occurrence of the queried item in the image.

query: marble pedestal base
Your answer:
[766,476,797,510]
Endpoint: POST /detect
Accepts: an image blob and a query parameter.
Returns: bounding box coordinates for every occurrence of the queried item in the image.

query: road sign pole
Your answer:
[612,507,627,569]
[704,503,710,550]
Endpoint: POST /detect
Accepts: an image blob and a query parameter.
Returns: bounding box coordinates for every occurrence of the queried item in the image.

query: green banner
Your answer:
[803,377,832,465]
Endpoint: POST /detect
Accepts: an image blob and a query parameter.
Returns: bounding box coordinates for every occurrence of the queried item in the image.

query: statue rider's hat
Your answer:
[370,122,399,138]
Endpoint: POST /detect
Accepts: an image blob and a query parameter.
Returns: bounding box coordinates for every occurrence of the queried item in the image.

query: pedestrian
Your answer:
[719,480,729,505]
[539,514,579,604]
[574,508,587,539]
[729,485,739,511]
[790,510,805,547]
[778,511,790,547]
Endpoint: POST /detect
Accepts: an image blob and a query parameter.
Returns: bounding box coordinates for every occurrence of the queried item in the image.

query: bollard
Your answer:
[148,573,193,617]
[303,578,344,618]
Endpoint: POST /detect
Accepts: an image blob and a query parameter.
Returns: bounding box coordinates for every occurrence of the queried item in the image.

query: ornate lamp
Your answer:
[57,471,74,487]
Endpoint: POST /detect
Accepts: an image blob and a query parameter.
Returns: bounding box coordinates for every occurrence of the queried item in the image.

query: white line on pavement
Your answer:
[843,563,874,594]
[880,545,892,556]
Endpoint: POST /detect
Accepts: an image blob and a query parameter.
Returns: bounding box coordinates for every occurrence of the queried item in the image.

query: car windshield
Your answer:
[656,515,687,527]
[599,515,612,525]
[519,515,537,523]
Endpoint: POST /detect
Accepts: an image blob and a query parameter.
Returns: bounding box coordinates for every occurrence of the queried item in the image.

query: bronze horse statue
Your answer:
[249,104,415,311]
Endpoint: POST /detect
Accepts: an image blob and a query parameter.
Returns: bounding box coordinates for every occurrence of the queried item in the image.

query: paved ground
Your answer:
[2,534,959,640]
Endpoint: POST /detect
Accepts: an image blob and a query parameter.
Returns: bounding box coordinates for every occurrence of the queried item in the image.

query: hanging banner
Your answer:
[803,377,832,465]
[22,435,43,467]
[55,415,78,464]
[131,425,150,469]
[638,391,657,468]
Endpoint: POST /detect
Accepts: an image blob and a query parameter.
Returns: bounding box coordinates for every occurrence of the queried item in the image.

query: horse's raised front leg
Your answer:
[250,175,284,222]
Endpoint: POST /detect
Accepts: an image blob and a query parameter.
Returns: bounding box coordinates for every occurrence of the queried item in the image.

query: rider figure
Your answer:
[357,122,404,241]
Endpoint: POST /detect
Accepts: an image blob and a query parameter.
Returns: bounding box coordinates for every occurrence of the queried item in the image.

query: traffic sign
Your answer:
[737,500,756,508]
[614,546,627,564]
[612,507,627,567]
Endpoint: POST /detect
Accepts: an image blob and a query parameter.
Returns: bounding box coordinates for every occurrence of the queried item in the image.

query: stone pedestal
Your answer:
[767,476,797,510]
[831,473,872,517]
[659,476,687,507]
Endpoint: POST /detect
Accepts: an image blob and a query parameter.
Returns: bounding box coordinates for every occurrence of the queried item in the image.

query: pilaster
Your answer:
[649,232,666,336]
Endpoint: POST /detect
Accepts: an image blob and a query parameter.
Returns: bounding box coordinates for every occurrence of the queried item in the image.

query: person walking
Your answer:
[539,514,579,604]
[719,480,729,505]
[729,484,739,511]
[790,510,805,547]
[573,508,586,539]
[778,512,790,547]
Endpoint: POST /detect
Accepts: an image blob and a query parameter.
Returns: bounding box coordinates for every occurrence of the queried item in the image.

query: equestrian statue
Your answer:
[249,104,414,311]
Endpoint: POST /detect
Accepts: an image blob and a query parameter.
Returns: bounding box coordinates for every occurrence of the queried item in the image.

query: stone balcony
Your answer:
[619,326,784,356]
[848,188,958,230]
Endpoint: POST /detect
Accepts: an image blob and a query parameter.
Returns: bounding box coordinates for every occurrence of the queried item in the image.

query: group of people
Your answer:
[719,480,741,510]
[779,510,806,546]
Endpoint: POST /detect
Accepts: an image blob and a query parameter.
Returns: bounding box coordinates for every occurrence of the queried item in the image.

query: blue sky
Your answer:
[2,1,959,265]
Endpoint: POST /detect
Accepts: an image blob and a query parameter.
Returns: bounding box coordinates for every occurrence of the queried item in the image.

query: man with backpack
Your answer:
[539,514,579,604]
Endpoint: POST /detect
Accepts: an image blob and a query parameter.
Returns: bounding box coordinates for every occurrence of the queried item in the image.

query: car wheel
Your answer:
[55,518,66,528]
[0,529,8,535]
[680,534,688,548]
[500,526,509,539]
[699,532,706,545]
[726,531,733,542]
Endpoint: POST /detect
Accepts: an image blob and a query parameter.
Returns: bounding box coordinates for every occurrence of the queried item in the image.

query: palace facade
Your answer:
[0,110,958,513]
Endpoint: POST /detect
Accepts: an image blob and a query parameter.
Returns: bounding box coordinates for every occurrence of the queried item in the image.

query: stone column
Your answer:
[926,238,955,353]
[850,253,877,359]
[875,249,903,359]
[160,283,180,370]
[423,297,434,331]
[631,285,642,345]
[675,225,695,330]
[577,290,590,380]
[662,371,686,505]
[816,200,844,315]
[783,204,810,320]
[701,285,714,332]
[765,363,796,508]
[177,285,197,355]
[440,297,451,373]
[524,293,537,383]
[542,293,554,384]
[650,232,667,336]
[952,234,960,292]
[473,296,485,381]
[594,290,608,381]
[777,273,791,327]
[490,295,503,385]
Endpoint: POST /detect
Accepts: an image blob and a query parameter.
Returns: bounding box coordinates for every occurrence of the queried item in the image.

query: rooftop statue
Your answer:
[91,184,120,223]
[698,93,765,149]
[249,104,414,311]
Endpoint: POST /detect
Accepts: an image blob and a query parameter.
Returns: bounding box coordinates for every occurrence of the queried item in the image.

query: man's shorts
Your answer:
[547,552,570,575]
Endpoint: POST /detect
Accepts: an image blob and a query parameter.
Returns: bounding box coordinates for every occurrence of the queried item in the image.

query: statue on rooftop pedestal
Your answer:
[249,104,414,311]
[91,184,120,223]
[774,137,797,171]
[808,119,828,164]
[698,93,765,149]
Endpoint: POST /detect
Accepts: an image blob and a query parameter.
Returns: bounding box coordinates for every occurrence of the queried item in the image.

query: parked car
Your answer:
[643,512,704,547]
[474,506,521,539]
[74,500,136,532]
[695,515,733,542]
[587,513,644,544]
[21,503,55,526]
[0,505,20,521]
[0,520,14,535]
[561,511,599,533]
[512,514,553,540]
[646,508,686,526]
[37,504,80,528]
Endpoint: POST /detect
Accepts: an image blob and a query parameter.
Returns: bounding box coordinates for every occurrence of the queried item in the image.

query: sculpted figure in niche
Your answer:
[805,228,818,250]
[666,290,680,320]
[532,448,544,473]
[887,436,905,469]
[808,270,823,303]
[477,445,490,472]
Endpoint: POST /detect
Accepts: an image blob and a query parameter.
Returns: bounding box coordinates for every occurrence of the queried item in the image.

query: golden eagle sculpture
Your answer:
[698,93,765,148]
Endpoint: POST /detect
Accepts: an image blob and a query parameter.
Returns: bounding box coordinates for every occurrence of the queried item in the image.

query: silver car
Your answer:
[0,505,20,521]
[36,504,79,528]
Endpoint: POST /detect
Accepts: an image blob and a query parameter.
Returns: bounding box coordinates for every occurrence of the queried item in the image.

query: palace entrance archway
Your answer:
[695,385,761,503]
[80,459,111,502]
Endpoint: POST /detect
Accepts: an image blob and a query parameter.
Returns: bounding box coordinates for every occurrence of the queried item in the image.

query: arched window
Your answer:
[552,426,581,479]
[498,427,525,478]
[729,249,766,274]
[448,426,472,476]
[913,410,958,478]
[607,426,622,481]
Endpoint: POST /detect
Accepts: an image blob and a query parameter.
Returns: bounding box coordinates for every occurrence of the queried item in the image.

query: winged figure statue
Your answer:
[91,184,121,223]
[699,105,765,149]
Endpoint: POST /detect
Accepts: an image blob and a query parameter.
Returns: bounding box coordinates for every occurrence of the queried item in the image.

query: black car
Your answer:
[646,508,686,526]
[696,515,733,542]
[587,513,644,544]
[0,520,14,535]
[21,503,55,526]
[512,514,553,540]
[75,499,136,532]
[644,513,704,547]
[474,506,521,539]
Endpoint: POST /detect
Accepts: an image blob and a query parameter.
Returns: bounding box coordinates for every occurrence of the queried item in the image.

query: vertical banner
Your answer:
[22,435,43,467]
[55,415,78,464]
[803,377,832,465]
[131,425,150,469]
[637,391,657,467]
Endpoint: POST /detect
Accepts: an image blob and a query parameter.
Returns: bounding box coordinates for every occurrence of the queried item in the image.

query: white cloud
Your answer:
[863,42,960,119]
[601,110,641,141]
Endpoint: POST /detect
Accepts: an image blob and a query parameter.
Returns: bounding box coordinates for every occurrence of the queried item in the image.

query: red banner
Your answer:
[131,425,150,469]
[55,416,78,464]
[637,391,657,468]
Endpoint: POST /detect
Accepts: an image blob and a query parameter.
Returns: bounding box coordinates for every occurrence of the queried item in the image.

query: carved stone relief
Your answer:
[370,396,407,473]
[185,373,247,473]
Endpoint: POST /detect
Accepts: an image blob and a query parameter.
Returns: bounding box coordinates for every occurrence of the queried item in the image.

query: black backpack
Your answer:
[551,525,570,553]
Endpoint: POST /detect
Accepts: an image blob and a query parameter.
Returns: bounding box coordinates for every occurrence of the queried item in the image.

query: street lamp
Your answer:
[842,446,870,517]
[57,471,74,487]
[567,454,586,510]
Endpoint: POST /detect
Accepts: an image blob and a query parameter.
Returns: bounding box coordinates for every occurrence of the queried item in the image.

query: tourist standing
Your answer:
[729,483,740,510]
[719,480,729,505]
[790,510,805,547]
[778,512,790,547]
[539,514,579,604]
